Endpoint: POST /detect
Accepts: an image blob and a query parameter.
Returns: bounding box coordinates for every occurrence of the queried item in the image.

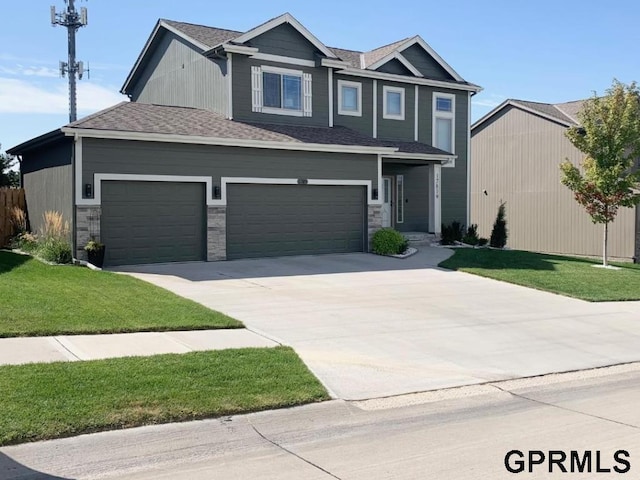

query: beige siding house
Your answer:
[471,99,639,262]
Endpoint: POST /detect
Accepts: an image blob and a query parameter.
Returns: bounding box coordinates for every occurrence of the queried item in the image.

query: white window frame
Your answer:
[432,92,456,153]
[337,80,362,117]
[383,85,405,120]
[261,65,304,117]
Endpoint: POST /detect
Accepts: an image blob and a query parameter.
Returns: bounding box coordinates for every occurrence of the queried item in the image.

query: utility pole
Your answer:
[51,0,88,122]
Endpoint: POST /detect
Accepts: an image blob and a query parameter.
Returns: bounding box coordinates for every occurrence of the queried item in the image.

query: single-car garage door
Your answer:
[227,184,366,260]
[101,181,206,266]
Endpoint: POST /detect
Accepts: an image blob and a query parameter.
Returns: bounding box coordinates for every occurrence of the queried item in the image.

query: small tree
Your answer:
[490,202,508,248]
[560,80,640,267]
[0,145,20,188]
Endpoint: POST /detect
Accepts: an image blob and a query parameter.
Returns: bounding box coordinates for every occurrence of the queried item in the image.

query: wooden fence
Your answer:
[0,188,26,247]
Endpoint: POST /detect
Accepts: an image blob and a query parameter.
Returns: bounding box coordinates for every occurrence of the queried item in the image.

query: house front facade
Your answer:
[471,99,639,262]
[10,13,481,266]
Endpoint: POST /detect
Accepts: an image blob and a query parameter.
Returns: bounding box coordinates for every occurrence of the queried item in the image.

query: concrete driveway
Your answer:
[115,249,640,400]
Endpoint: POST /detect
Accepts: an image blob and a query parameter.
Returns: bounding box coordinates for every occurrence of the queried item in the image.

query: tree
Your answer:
[0,145,20,188]
[560,80,640,267]
[489,201,508,248]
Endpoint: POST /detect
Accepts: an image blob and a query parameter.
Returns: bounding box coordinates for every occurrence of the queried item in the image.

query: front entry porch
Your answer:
[381,160,442,235]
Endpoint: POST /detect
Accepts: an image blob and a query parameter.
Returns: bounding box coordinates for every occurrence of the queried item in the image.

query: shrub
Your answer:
[462,224,480,245]
[478,237,489,247]
[37,211,72,264]
[490,202,508,248]
[11,232,38,252]
[440,221,465,245]
[38,237,73,264]
[9,206,28,234]
[372,228,408,255]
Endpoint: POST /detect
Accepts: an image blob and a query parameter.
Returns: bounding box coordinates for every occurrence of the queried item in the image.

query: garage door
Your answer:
[226,184,366,260]
[101,181,206,266]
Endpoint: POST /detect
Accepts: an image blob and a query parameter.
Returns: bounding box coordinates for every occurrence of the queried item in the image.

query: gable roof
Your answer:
[471,98,588,132]
[161,19,241,49]
[62,102,454,158]
[122,14,477,95]
[232,13,337,59]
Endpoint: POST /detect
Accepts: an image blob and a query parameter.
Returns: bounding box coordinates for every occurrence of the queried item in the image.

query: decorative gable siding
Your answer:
[401,44,454,81]
[376,58,413,76]
[130,31,229,115]
[471,106,637,260]
[245,23,319,60]
[232,55,329,126]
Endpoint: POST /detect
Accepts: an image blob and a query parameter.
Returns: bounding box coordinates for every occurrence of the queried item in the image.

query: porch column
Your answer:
[428,164,442,234]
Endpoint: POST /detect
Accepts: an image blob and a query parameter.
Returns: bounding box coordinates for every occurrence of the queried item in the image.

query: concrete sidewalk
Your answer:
[0,329,277,366]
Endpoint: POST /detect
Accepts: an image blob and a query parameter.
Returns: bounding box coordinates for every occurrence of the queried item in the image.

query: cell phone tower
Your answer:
[51,0,88,122]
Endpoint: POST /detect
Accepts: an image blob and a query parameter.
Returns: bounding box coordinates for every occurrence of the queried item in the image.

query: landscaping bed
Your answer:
[0,251,241,337]
[439,249,640,302]
[0,347,329,446]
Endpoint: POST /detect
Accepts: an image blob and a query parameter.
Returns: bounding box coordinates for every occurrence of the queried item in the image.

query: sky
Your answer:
[1,0,639,152]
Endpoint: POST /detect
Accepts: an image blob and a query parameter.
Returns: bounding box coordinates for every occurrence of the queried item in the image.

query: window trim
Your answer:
[383,85,405,120]
[261,65,304,117]
[337,79,362,117]
[432,92,456,153]
[396,174,404,223]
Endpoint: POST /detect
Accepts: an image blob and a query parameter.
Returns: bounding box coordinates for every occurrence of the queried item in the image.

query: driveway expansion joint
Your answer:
[248,420,342,479]
[489,383,640,431]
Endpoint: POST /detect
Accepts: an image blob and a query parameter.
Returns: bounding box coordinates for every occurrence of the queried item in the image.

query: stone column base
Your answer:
[207,206,227,261]
[75,206,101,261]
[367,204,382,252]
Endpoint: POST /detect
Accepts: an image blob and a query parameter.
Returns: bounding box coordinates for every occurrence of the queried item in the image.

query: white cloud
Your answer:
[472,94,506,109]
[22,66,59,78]
[0,77,125,114]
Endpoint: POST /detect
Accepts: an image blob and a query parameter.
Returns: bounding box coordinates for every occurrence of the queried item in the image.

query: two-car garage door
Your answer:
[226,184,365,260]
[100,181,366,266]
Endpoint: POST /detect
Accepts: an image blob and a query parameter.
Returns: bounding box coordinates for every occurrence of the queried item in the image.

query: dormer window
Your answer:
[251,65,312,117]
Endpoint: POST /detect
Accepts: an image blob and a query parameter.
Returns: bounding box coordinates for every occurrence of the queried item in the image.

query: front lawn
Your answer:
[0,251,241,337]
[0,347,329,446]
[439,249,640,302]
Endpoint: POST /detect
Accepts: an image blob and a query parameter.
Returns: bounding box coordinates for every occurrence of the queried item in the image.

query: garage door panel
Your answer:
[101,181,205,266]
[227,184,365,260]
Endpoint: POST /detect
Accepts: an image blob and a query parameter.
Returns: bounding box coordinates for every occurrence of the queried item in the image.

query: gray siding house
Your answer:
[471,99,639,262]
[10,13,481,266]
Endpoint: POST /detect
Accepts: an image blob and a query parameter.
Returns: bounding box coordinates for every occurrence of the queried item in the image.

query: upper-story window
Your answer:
[433,92,455,153]
[337,80,362,116]
[383,86,405,120]
[251,65,312,117]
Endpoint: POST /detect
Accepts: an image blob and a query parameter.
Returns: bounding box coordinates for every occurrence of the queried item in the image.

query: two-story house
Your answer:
[9,13,481,266]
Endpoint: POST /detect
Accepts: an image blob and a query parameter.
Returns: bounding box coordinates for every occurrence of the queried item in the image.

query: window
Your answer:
[396,175,404,223]
[251,65,312,117]
[338,80,362,116]
[433,92,455,153]
[383,86,405,120]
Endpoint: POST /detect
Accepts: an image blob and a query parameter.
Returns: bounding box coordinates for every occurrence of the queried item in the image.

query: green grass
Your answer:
[439,248,640,302]
[0,251,241,337]
[0,347,329,446]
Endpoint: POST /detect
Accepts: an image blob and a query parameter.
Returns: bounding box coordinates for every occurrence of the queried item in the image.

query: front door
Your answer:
[381,176,392,228]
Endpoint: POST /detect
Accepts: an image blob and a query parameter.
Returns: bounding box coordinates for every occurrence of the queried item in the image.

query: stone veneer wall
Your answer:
[207,206,227,261]
[75,206,101,261]
[367,204,382,252]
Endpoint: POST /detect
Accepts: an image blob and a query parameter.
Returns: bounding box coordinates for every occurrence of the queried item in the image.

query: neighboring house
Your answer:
[9,13,481,266]
[471,99,639,262]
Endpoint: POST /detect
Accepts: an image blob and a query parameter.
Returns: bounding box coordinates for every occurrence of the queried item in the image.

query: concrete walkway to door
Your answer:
[114,249,640,400]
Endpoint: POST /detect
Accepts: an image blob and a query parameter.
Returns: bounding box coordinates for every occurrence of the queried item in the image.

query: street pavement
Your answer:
[115,249,640,400]
[2,363,640,479]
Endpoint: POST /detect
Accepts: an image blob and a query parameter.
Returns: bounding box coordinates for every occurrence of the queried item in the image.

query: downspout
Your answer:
[16,155,23,188]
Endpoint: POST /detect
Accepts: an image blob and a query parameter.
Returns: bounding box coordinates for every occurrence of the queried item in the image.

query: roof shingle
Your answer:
[67,102,451,156]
